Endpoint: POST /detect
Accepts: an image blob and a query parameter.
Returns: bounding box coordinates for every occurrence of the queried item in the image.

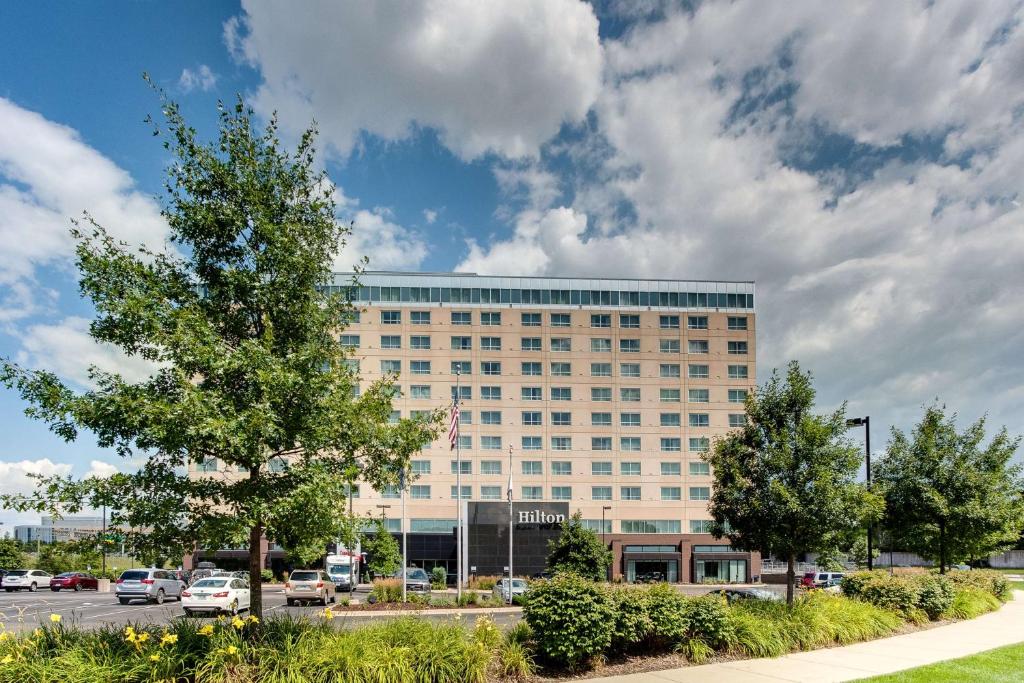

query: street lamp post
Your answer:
[846,416,872,571]
[375,505,391,582]
[602,506,612,581]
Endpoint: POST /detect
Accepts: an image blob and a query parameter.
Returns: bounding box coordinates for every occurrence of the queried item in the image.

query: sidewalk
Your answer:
[596,591,1024,682]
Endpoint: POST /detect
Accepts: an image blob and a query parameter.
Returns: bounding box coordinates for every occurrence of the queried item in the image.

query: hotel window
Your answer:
[660,363,680,378]
[480,486,501,500]
[621,486,641,501]
[411,409,432,421]
[620,363,640,378]
[661,487,682,501]
[411,485,431,499]
[689,437,710,452]
[689,364,710,379]
[481,312,501,326]
[410,360,431,375]
[198,457,219,472]
[591,338,612,352]
[660,315,680,329]
[411,519,457,533]
[551,412,571,426]
[521,386,542,401]
[380,335,402,349]
[342,483,359,498]
[728,364,749,379]
[621,437,641,451]
[688,315,708,330]
[380,485,400,499]
[481,337,501,351]
[620,413,641,427]
[661,462,681,476]
[592,387,612,402]
[522,361,542,376]
[451,336,472,350]
[591,363,612,377]
[481,386,502,400]
[410,335,431,350]
[591,314,611,328]
[521,337,542,351]
[381,359,401,374]
[522,436,542,450]
[690,520,713,534]
[521,312,541,326]
[728,316,748,330]
[623,520,681,534]
[690,462,711,476]
[342,359,360,372]
[592,412,612,426]
[451,311,471,325]
[551,362,571,376]
[451,361,471,375]
[661,413,682,427]
[552,461,572,476]
[620,314,640,328]
[728,341,748,355]
[729,414,747,427]
[552,387,572,401]
[688,388,709,403]
[410,311,431,325]
[690,486,711,501]
[661,388,681,402]
[621,462,641,476]
[522,486,543,500]
[550,313,571,327]
[451,485,472,499]
[592,462,612,476]
[689,413,710,427]
[688,340,709,354]
[660,339,680,353]
[551,437,572,451]
[621,387,641,402]
[411,460,431,475]
[381,310,401,325]
[451,386,472,401]
[728,389,748,403]
[339,334,360,349]
[481,411,502,425]
[592,437,612,451]
[451,461,472,475]
[661,438,681,452]
[342,310,360,325]
[481,361,501,376]
[620,338,640,353]
[522,460,543,475]
[592,486,612,501]
[481,460,502,475]
[410,385,431,399]
[456,434,472,450]
[522,411,542,426]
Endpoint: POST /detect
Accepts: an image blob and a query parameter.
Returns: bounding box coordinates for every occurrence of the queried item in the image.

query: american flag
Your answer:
[448,401,460,450]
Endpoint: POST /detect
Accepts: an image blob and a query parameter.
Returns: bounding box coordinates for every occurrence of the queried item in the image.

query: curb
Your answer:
[330,606,522,617]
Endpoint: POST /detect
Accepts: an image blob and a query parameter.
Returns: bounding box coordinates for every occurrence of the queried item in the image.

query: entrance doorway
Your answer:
[694,558,747,583]
[626,559,679,583]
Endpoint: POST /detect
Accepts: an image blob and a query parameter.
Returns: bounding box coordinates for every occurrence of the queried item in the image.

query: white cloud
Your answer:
[422,209,438,225]
[0,458,73,528]
[84,460,118,479]
[227,0,603,160]
[335,209,428,273]
[178,64,218,93]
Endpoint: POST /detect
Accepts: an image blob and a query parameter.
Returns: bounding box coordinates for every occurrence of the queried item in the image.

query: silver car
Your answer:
[285,570,336,606]
[2,570,52,592]
[115,568,183,605]
[493,578,529,602]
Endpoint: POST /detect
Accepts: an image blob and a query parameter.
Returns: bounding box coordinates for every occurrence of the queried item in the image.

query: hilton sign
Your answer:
[517,510,566,525]
[466,501,570,576]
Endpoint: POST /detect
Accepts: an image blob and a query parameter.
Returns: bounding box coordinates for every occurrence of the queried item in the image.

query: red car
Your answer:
[50,572,99,592]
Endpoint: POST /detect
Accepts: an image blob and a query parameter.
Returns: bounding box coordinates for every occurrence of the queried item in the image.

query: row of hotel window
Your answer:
[441,435,716,452]
[364,361,750,379]
[370,485,713,502]
[364,518,714,534]
[393,387,747,404]
[341,336,748,354]
[368,311,748,330]
[443,414,746,438]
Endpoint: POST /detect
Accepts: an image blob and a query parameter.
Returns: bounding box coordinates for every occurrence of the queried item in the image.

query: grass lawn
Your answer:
[854,642,1024,682]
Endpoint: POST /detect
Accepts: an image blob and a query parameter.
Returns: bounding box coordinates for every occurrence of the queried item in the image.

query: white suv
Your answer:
[115,569,183,605]
[2,570,52,592]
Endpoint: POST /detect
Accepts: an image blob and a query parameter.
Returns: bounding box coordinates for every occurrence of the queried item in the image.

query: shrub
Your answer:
[686,595,736,650]
[644,583,689,648]
[803,592,903,644]
[728,606,789,658]
[522,572,614,669]
[947,569,1010,601]
[431,566,448,588]
[841,571,919,618]
[914,575,955,619]
[609,588,653,653]
[371,578,403,604]
[468,574,500,590]
[949,587,1001,619]
[504,621,532,647]
[260,568,274,583]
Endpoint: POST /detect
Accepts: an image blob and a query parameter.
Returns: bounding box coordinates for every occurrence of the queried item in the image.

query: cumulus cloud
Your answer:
[335,209,429,273]
[422,209,438,225]
[84,460,118,479]
[226,0,603,160]
[0,459,74,527]
[178,64,218,93]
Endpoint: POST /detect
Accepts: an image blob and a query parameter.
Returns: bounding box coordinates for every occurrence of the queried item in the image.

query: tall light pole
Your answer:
[846,416,872,570]
[400,468,407,604]
[453,369,463,603]
[507,445,514,605]
[602,506,612,581]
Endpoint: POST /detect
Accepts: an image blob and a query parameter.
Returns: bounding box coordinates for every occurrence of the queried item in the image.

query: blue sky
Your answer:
[1,1,1023,526]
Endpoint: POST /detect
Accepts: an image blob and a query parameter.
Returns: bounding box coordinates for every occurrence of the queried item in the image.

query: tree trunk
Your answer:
[249,520,263,618]
[938,520,946,575]
[786,553,795,607]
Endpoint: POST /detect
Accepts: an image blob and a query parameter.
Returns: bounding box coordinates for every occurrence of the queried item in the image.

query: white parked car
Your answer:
[492,578,529,602]
[182,577,251,616]
[2,570,52,592]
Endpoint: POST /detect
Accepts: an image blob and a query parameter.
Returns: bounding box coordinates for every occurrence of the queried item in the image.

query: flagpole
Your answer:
[401,466,407,604]
[455,369,462,603]
[507,444,514,605]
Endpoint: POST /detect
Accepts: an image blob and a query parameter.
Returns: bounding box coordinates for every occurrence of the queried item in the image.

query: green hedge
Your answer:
[841,570,1008,621]
[522,572,614,669]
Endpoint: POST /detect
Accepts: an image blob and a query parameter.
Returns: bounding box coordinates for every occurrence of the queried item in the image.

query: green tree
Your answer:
[848,535,880,568]
[874,405,1024,573]
[0,539,26,570]
[362,520,401,578]
[546,512,613,581]
[704,361,881,605]
[0,88,438,617]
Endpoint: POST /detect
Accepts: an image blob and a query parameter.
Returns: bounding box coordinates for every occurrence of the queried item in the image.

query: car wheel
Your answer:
[28,583,37,592]
[286,598,296,607]
[74,584,82,592]
[331,593,336,604]
[320,592,327,606]
[51,587,59,592]
[154,589,165,605]
[119,598,130,605]
[183,609,194,617]
[3,589,11,593]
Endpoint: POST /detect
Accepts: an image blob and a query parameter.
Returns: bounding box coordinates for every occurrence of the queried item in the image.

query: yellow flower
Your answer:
[321,607,335,619]
[160,633,178,646]
[0,655,12,664]
[49,614,61,624]
[197,624,214,637]
[136,632,150,644]
[224,645,238,656]
[216,614,226,622]
[32,629,42,639]
[124,626,137,642]
[0,632,9,641]
[231,616,245,630]
[149,653,161,662]
[246,615,259,624]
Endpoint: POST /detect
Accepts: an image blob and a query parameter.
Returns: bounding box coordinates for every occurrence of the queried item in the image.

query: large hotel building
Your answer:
[194,272,760,584]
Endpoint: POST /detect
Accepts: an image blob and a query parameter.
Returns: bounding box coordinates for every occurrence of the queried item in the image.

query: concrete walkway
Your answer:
[596,590,1024,682]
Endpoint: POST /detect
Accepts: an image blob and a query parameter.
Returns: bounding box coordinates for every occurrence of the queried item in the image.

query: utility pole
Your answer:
[453,369,463,602]
[846,416,872,570]
[507,445,514,605]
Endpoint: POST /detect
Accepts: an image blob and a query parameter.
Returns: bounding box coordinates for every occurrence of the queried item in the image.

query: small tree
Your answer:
[874,405,1024,573]
[546,512,613,581]
[0,539,26,570]
[705,361,881,605]
[848,535,880,568]
[362,520,401,578]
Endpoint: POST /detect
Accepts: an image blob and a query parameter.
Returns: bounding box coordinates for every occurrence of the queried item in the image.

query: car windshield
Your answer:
[405,569,428,580]
[6,571,27,577]
[57,573,77,578]
[192,579,228,588]
[119,571,150,581]
[328,565,350,575]
[291,571,319,581]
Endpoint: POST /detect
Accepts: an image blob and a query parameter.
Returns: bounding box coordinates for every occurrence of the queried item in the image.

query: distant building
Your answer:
[14,515,106,544]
